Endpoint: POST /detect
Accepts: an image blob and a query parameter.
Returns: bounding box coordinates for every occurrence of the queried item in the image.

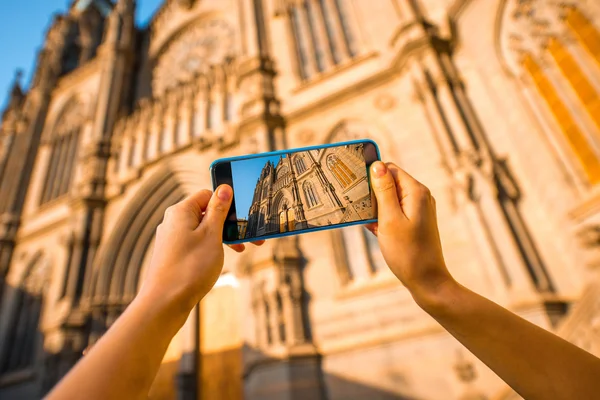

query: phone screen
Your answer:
[213,140,380,243]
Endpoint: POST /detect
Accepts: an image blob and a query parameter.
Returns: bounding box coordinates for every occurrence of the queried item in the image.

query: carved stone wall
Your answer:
[1,0,600,399]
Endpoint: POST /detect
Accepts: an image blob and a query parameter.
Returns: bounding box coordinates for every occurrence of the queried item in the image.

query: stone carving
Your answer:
[374,93,396,111]
[153,19,235,95]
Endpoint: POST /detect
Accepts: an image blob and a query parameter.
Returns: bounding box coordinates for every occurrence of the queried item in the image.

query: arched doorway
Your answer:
[89,165,244,400]
[279,203,296,233]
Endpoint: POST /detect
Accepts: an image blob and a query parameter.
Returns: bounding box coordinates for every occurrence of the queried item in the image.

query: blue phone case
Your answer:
[209,139,381,244]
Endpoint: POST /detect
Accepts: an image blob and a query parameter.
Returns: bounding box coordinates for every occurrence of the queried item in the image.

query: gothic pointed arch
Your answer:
[40,96,88,204]
[272,188,294,213]
[44,96,87,142]
[89,162,209,306]
[151,16,237,96]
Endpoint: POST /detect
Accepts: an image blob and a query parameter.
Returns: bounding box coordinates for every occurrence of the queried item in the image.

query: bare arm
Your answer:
[45,288,188,400]
[420,281,600,399]
[367,161,600,400]
[46,186,261,400]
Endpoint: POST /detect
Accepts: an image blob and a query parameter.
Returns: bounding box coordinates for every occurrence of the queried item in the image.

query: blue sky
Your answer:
[0,0,163,111]
[231,155,284,220]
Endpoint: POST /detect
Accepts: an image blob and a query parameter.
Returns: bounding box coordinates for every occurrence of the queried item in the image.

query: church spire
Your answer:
[2,70,25,119]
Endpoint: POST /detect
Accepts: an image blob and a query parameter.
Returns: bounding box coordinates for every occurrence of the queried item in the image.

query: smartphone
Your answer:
[210,139,381,244]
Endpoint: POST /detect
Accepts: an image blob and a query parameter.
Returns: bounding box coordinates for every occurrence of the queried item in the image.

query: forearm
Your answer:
[46,289,189,400]
[414,280,600,400]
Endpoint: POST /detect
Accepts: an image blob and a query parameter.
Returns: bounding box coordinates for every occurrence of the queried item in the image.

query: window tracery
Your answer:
[153,19,235,95]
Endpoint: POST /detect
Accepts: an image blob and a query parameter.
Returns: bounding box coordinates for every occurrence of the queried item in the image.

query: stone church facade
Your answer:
[0,0,599,399]
[245,144,371,239]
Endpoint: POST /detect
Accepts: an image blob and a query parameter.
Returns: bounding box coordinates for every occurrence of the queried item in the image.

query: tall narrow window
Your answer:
[548,37,600,130]
[334,0,357,57]
[303,181,320,207]
[522,53,600,183]
[327,154,357,188]
[41,127,81,204]
[59,129,80,195]
[295,156,307,174]
[290,6,310,79]
[305,1,326,72]
[319,0,342,64]
[288,0,358,80]
[565,7,600,66]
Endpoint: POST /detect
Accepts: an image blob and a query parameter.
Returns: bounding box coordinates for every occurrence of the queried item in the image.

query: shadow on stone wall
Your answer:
[0,285,52,399]
[242,343,422,400]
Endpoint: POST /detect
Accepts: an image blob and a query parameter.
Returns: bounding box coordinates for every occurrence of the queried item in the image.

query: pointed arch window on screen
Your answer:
[303,181,320,208]
[327,154,356,188]
[295,155,307,174]
[288,0,358,81]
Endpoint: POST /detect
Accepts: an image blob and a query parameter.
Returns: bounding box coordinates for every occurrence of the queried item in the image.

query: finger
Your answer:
[386,162,422,190]
[164,190,213,230]
[370,161,405,223]
[386,163,430,218]
[251,240,266,247]
[201,184,234,235]
[365,223,378,237]
[228,244,246,253]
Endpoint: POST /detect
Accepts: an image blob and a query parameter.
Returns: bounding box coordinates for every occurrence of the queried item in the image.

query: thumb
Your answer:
[202,184,233,235]
[370,161,405,223]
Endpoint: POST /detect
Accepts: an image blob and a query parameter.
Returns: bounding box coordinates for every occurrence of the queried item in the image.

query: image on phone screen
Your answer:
[220,141,378,242]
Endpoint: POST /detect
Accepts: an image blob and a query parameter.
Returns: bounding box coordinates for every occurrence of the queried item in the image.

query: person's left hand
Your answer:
[140,185,263,315]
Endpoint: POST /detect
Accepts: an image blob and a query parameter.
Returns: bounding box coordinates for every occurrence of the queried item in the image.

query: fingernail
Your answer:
[217,185,232,201]
[372,161,387,177]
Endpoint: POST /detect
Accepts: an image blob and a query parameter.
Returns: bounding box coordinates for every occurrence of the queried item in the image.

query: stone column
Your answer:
[137,102,150,164]
[244,236,324,400]
[181,86,194,145]
[192,79,207,140]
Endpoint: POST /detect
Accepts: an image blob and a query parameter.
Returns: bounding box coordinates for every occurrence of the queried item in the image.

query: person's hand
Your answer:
[366,162,455,306]
[139,185,263,316]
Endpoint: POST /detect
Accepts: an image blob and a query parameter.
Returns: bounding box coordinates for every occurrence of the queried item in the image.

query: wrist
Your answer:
[134,283,196,331]
[409,276,463,317]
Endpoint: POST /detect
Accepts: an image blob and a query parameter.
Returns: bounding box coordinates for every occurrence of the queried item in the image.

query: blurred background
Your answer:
[0,0,599,399]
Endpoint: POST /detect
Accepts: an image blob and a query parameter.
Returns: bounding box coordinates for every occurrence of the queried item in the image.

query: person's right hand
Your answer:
[366,161,455,307]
